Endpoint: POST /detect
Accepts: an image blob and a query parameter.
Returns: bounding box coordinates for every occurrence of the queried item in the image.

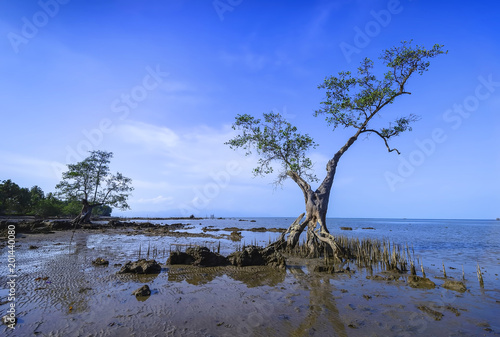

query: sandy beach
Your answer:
[1,222,499,337]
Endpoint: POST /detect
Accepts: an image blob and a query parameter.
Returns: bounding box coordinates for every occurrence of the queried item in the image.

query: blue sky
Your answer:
[1,0,499,219]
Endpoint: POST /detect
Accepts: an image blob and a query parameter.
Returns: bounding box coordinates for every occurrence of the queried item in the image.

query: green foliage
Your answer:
[227,41,446,189]
[92,205,112,216]
[33,193,64,217]
[55,150,133,210]
[0,180,32,215]
[226,112,318,185]
[0,179,111,217]
[315,41,445,141]
[61,199,82,217]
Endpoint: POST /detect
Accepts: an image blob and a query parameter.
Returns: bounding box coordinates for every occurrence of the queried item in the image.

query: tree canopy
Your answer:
[0,179,81,217]
[226,112,318,186]
[228,41,446,188]
[56,151,133,209]
[56,150,133,223]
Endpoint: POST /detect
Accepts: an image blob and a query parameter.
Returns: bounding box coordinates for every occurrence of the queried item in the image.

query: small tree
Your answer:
[227,41,446,258]
[56,151,133,224]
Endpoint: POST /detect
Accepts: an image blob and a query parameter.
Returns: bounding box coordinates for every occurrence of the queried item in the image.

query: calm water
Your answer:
[111,217,500,289]
[3,217,499,335]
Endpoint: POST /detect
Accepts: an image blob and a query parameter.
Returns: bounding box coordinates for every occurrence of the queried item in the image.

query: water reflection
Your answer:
[167,265,286,287]
[289,273,348,337]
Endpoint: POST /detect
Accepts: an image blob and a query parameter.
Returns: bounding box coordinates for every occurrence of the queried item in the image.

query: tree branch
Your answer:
[287,170,311,202]
[362,129,401,154]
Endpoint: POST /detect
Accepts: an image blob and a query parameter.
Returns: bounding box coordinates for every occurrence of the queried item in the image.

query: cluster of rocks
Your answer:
[167,247,228,267]
[167,246,286,269]
[0,220,73,235]
[109,246,286,300]
[0,219,189,236]
[407,275,467,292]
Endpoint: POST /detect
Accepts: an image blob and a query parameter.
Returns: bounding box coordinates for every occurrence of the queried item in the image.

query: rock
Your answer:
[27,220,52,233]
[167,246,286,269]
[2,314,17,326]
[340,227,353,230]
[167,247,228,267]
[81,223,99,229]
[132,285,151,297]
[49,220,73,230]
[366,275,386,281]
[229,230,242,241]
[118,259,162,274]
[227,246,286,269]
[407,275,436,289]
[443,280,467,292]
[108,220,127,227]
[249,227,267,232]
[367,273,400,281]
[167,251,195,265]
[92,257,109,266]
[29,245,39,249]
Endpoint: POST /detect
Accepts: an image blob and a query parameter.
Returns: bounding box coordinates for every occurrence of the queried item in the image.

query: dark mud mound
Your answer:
[167,246,286,269]
[407,275,436,289]
[167,247,229,267]
[118,259,162,274]
[228,246,286,269]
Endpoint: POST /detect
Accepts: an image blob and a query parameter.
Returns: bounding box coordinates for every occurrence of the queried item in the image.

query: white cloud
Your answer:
[0,150,62,181]
[115,121,179,150]
[108,120,263,215]
[135,195,174,204]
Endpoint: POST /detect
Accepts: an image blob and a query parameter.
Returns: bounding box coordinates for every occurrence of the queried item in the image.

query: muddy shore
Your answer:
[1,222,499,336]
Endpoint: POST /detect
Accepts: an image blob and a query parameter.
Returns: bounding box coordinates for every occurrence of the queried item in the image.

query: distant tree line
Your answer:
[0,179,111,218]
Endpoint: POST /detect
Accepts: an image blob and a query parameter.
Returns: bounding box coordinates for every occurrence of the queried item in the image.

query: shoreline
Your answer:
[1,221,499,336]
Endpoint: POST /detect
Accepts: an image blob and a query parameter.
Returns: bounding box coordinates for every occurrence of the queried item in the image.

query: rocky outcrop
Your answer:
[0,219,73,234]
[407,275,436,289]
[443,280,467,292]
[167,247,229,267]
[118,259,162,274]
[227,246,286,269]
[92,257,109,266]
[47,220,73,230]
[167,246,287,269]
[132,285,151,297]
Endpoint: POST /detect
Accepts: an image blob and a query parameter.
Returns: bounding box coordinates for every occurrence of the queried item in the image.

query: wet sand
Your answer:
[1,229,499,336]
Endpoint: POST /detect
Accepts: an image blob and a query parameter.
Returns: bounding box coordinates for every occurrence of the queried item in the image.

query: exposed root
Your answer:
[269,213,414,271]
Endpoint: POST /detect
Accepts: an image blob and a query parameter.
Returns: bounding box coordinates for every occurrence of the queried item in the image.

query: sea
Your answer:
[90,217,500,290]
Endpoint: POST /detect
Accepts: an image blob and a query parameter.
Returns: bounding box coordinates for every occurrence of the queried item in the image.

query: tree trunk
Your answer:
[270,136,362,259]
[271,189,341,258]
[72,200,95,225]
